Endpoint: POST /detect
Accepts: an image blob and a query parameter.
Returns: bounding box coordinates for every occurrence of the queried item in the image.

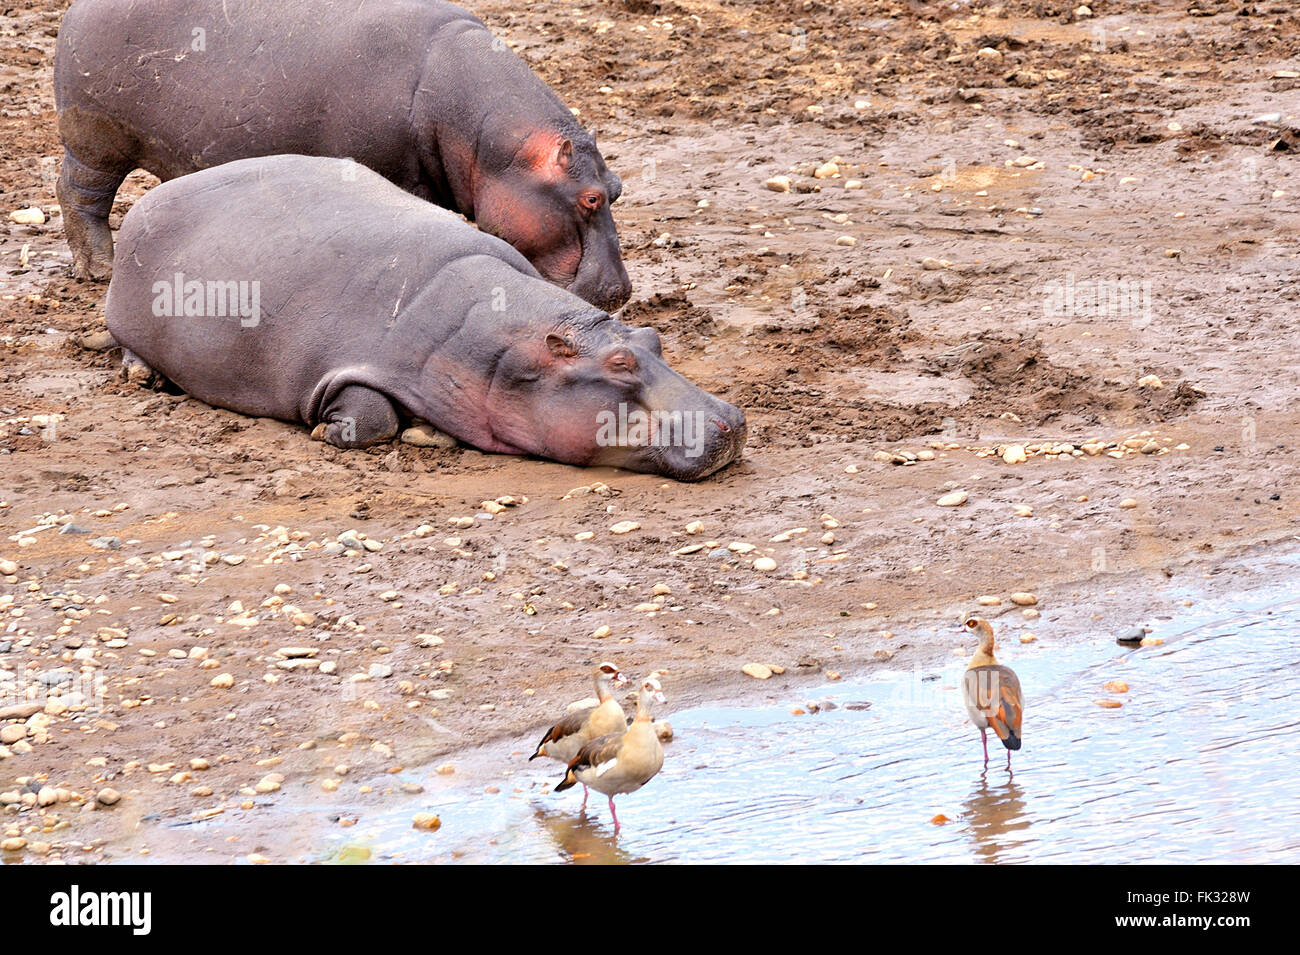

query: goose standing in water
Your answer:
[961,616,1024,767]
[555,675,666,832]
[531,663,627,804]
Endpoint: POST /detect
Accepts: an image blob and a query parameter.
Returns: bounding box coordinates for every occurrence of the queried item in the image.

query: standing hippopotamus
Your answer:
[104,155,745,481]
[54,0,631,310]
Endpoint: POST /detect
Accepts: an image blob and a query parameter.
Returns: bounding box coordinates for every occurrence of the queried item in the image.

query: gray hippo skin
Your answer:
[104,156,745,481]
[54,0,631,310]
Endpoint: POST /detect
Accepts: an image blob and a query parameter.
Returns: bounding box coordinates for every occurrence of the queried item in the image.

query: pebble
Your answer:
[412,813,442,831]
[0,725,26,745]
[400,424,457,448]
[368,663,393,679]
[0,703,41,720]
[835,235,857,247]
[977,596,1000,607]
[753,557,777,572]
[1119,498,1138,509]
[1002,445,1027,465]
[8,207,45,225]
[937,491,968,507]
[814,161,839,179]
[1,837,26,851]
[1103,680,1130,693]
[1013,505,1033,517]
[1009,592,1038,606]
[89,536,121,550]
[210,673,235,689]
[1136,374,1163,390]
[609,520,640,535]
[764,175,792,193]
[1116,626,1150,645]
[0,559,17,576]
[742,662,773,680]
[96,788,121,806]
[592,625,612,639]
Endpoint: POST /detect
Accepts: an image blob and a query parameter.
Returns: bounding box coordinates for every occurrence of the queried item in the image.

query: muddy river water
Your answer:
[188,553,1300,865]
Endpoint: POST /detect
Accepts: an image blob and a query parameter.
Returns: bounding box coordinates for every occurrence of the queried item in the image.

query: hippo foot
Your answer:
[70,253,113,282]
[119,348,163,389]
[310,385,399,449]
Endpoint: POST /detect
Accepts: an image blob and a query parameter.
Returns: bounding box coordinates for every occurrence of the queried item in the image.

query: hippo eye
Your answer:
[579,192,604,212]
[605,350,637,374]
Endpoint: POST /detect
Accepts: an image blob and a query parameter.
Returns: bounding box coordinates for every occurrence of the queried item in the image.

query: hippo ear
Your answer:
[545,332,579,361]
[555,138,573,174]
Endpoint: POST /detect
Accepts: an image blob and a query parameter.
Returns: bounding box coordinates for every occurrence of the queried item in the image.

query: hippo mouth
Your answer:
[629,411,748,482]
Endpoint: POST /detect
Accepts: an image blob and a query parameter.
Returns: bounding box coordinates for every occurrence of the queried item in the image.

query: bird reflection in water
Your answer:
[531,807,649,865]
[963,771,1029,864]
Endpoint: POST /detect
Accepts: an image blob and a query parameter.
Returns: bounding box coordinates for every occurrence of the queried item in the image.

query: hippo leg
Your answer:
[119,348,165,389]
[56,148,128,280]
[309,385,399,449]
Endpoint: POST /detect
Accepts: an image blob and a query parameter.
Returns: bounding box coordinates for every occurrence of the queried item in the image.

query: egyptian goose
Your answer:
[530,663,628,804]
[961,616,1024,766]
[555,675,666,832]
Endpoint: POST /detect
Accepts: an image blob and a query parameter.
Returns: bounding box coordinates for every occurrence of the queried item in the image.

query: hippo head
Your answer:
[473,128,632,312]
[480,313,745,481]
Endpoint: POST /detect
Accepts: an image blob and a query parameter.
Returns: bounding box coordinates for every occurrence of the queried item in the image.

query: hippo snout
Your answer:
[570,267,632,312]
[662,399,746,482]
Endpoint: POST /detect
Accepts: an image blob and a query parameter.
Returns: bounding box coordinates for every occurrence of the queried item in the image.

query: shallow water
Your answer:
[203,562,1300,864]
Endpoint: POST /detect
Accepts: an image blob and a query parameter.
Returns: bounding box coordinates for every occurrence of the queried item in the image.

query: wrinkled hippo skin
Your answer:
[54,0,631,310]
[104,156,744,481]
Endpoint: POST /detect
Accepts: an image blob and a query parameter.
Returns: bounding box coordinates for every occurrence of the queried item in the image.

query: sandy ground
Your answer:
[0,0,1297,861]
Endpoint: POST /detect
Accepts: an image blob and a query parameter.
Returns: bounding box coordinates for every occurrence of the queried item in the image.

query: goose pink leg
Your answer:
[608,796,621,833]
[981,728,989,764]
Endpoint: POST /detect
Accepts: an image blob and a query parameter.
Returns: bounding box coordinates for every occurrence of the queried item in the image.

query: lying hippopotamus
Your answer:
[54,0,631,310]
[104,155,745,481]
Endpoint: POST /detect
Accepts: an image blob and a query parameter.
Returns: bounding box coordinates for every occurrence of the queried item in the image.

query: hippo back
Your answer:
[106,154,558,423]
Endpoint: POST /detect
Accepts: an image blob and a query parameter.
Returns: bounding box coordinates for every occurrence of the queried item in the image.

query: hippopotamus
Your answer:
[104,155,745,481]
[53,0,631,310]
